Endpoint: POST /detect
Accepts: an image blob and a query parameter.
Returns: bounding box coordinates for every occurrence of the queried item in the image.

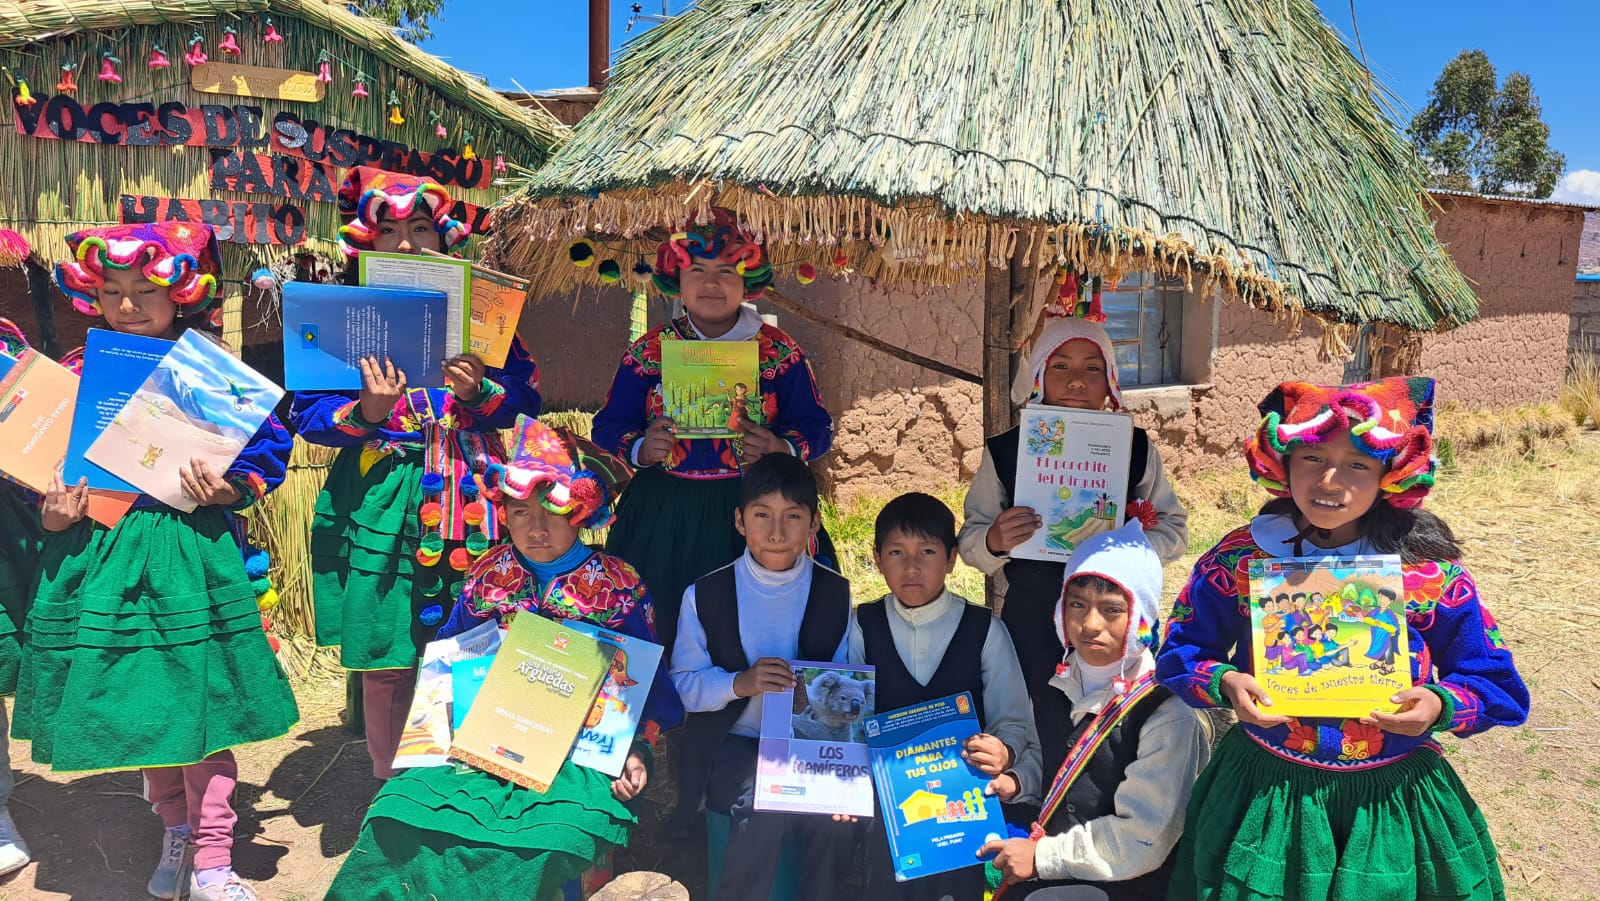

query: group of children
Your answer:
[0,174,1530,901]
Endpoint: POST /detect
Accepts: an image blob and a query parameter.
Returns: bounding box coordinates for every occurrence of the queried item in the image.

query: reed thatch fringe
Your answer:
[488,0,1477,334]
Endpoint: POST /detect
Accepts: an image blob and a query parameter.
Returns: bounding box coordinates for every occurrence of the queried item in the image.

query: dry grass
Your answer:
[1563,347,1600,430]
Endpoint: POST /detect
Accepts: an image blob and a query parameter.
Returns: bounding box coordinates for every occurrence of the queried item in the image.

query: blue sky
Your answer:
[421,1,1599,203]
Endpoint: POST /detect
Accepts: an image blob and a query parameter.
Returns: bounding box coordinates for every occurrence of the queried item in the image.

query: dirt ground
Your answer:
[0,437,1597,900]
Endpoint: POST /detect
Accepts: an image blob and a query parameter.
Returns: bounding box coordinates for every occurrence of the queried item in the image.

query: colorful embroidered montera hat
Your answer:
[55,222,222,316]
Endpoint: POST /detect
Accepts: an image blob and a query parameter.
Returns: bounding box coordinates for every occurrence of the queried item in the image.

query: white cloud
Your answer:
[1553,170,1600,205]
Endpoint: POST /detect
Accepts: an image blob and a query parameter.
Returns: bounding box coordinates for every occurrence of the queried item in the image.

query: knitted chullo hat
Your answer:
[481,415,631,531]
[54,223,223,316]
[1054,508,1162,692]
[653,207,772,300]
[336,166,469,259]
[1245,377,1437,509]
[1010,300,1122,409]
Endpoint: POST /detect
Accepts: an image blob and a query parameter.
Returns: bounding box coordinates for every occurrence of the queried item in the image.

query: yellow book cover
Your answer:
[465,264,529,369]
[659,339,762,438]
[1247,556,1410,719]
[449,614,615,792]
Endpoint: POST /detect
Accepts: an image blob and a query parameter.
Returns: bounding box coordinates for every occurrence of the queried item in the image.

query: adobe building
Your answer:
[518,190,1595,500]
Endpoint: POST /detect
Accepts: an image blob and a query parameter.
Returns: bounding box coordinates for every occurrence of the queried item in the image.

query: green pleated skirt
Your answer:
[1169,729,1505,901]
[0,484,43,696]
[326,761,635,901]
[11,506,299,772]
[312,447,459,671]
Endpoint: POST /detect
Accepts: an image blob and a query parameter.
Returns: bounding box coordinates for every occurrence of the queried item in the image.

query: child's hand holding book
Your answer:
[732,657,797,697]
[985,505,1044,555]
[1220,670,1290,728]
[356,355,407,424]
[41,468,89,532]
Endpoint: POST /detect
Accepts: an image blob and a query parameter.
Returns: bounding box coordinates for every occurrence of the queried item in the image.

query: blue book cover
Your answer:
[451,656,494,731]
[562,619,663,778]
[64,329,172,493]
[865,693,1007,882]
[282,283,447,390]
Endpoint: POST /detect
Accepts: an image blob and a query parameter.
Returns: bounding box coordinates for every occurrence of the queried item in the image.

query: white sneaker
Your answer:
[146,828,191,899]
[0,807,29,877]
[188,871,258,901]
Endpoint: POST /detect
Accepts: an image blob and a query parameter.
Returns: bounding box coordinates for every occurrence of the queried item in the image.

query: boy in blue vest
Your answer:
[851,492,1043,899]
[669,454,856,901]
[980,520,1209,900]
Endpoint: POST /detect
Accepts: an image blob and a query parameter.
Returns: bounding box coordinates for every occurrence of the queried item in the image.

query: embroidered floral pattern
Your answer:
[1284,719,1318,754]
[1339,721,1384,761]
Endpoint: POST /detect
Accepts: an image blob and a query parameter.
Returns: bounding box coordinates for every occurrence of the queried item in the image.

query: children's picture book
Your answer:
[358,251,471,358]
[64,329,171,494]
[659,339,763,438]
[392,619,504,770]
[85,331,284,513]
[282,283,449,390]
[1247,555,1411,718]
[450,613,615,792]
[0,347,77,490]
[423,250,528,369]
[562,620,664,778]
[754,662,877,818]
[1010,405,1133,562]
[865,693,1007,882]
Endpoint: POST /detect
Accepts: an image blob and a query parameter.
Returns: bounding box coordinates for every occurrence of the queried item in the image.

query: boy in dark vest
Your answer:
[851,492,1043,899]
[669,454,855,901]
[980,520,1209,900]
[959,310,1189,710]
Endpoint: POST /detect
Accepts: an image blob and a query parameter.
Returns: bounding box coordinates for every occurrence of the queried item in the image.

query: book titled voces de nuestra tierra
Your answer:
[449,614,615,792]
[1009,405,1133,562]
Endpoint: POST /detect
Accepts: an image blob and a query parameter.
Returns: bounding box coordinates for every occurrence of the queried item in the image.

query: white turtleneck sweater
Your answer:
[671,550,850,739]
[847,589,1044,802]
[1034,650,1212,883]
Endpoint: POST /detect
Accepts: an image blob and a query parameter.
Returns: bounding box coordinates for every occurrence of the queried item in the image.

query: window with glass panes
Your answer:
[1100,272,1184,387]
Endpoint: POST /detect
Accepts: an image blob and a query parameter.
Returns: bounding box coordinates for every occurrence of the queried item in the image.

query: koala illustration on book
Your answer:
[791,671,874,743]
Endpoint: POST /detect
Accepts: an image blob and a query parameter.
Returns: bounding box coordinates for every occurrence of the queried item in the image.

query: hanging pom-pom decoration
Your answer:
[250,267,277,291]
[55,61,78,94]
[257,589,280,613]
[262,18,284,44]
[419,502,444,527]
[148,43,171,69]
[315,51,332,83]
[465,532,491,555]
[429,110,447,139]
[418,604,444,627]
[448,547,473,572]
[461,132,476,160]
[796,263,817,285]
[462,501,487,526]
[249,576,274,596]
[97,53,122,84]
[387,90,404,126]
[0,230,32,268]
[458,474,480,500]
[597,259,622,284]
[219,26,242,56]
[262,615,281,653]
[184,33,208,67]
[420,471,445,496]
[351,73,369,99]
[1086,274,1106,322]
[569,241,596,269]
[493,152,507,174]
[244,550,272,579]
[631,261,653,285]
[1111,676,1131,697]
[419,573,444,597]
[12,77,34,107]
[830,249,849,269]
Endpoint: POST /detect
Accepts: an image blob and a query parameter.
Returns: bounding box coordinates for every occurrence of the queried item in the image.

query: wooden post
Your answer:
[982,257,1014,437]
[23,259,59,358]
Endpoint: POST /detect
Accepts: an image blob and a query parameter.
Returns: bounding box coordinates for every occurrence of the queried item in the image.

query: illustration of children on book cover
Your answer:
[1247,556,1410,718]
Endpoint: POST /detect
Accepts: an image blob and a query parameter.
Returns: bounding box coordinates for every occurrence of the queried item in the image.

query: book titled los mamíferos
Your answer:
[1010,405,1133,562]
[1247,556,1410,719]
[865,693,1007,882]
[659,339,762,438]
[754,662,876,818]
[450,613,615,792]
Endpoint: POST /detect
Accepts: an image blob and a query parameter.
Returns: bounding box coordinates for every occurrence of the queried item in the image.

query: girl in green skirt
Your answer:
[18,223,299,901]
[325,416,682,901]
[592,208,836,661]
[0,318,44,877]
[1155,378,1530,901]
[290,167,542,780]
